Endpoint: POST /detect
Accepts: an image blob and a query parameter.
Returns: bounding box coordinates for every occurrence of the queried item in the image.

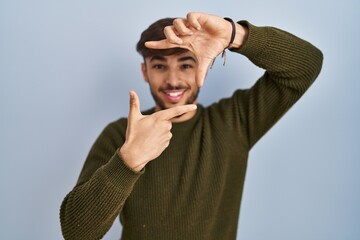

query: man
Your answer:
[60,12,323,240]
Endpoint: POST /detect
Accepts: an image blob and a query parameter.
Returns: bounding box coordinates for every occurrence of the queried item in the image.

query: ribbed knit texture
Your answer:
[60,22,323,240]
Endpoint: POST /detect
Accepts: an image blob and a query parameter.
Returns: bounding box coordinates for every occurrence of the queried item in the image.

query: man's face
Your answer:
[141,51,200,111]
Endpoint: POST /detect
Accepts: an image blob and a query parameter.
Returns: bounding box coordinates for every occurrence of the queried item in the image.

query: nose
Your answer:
[165,69,180,86]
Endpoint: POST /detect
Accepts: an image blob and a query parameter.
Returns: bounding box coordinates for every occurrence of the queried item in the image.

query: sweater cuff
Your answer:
[101,149,144,188]
[230,21,269,59]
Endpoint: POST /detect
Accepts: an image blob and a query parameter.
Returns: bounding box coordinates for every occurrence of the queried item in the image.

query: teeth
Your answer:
[168,92,183,97]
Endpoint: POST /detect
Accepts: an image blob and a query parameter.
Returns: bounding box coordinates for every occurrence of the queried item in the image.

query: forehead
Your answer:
[146,51,197,63]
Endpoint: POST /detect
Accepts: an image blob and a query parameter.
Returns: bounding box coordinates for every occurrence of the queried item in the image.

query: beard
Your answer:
[149,84,199,111]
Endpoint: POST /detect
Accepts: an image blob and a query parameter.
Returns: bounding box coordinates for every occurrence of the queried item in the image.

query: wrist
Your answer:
[118,145,146,172]
[223,17,248,49]
[230,23,249,49]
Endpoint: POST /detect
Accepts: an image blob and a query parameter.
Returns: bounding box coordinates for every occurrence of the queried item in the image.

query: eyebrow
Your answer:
[150,55,167,62]
[149,55,197,63]
[178,56,196,63]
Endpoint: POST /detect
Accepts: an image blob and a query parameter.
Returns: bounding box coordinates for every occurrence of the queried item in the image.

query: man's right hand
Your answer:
[119,91,197,172]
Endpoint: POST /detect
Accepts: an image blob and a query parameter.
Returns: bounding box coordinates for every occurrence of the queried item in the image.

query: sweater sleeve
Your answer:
[60,120,144,240]
[215,21,323,149]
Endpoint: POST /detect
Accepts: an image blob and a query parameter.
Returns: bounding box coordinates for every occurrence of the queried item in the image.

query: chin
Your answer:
[163,102,184,109]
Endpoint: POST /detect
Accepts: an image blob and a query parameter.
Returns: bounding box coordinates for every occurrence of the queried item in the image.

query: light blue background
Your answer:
[1,0,359,239]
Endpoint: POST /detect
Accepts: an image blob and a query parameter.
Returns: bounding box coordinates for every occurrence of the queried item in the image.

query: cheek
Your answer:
[147,72,163,84]
[147,77,166,92]
[181,70,196,80]
[185,73,197,86]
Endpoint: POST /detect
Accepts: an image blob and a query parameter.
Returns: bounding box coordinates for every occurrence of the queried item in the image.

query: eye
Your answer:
[181,64,193,70]
[152,64,165,70]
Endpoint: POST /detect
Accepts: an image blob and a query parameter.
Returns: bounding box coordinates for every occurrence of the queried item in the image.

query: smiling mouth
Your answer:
[163,89,187,102]
[167,91,184,97]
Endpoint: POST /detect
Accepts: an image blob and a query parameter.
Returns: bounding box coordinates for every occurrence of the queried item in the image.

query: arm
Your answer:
[227,21,323,148]
[60,92,197,239]
[146,12,323,149]
[60,121,143,240]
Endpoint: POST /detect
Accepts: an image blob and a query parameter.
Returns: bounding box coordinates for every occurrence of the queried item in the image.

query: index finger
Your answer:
[145,26,183,49]
[145,39,180,50]
[154,104,197,120]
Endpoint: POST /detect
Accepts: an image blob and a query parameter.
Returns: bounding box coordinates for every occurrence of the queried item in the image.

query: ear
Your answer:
[141,63,149,83]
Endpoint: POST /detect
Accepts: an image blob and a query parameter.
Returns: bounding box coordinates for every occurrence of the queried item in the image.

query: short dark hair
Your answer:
[136,17,188,58]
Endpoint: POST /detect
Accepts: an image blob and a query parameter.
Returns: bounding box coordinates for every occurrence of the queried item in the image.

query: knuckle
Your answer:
[173,18,180,25]
[164,26,173,34]
[175,108,184,116]
[186,12,194,19]
[129,100,136,107]
[151,114,161,122]
[171,108,181,115]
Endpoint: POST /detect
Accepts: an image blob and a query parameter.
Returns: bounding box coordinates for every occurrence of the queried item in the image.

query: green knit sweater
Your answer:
[60,22,323,240]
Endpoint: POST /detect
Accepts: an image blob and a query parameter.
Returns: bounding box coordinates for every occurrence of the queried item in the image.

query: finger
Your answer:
[186,12,202,30]
[164,25,183,45]
[173,18,193,35]
[155,104,197,120]
[128,91,141,121]
[145,39,180,50]
[196,58,213,87]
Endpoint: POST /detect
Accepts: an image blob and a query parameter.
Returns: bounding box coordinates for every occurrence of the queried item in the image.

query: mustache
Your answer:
[159,84,189,91]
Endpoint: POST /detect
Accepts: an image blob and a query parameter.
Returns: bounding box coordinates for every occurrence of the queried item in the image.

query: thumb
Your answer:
[128,91,141,121]
[196,58,212,88]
